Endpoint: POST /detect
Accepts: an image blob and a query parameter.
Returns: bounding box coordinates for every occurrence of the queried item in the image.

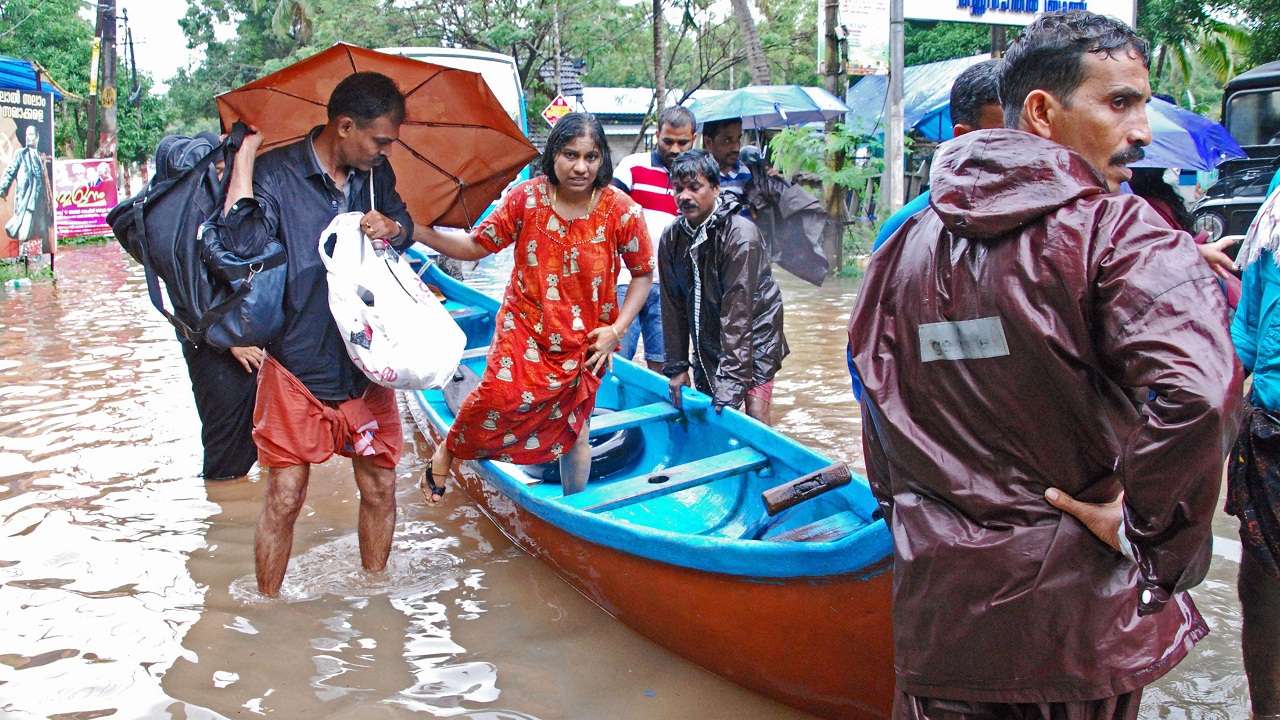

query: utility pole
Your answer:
[990,25,1007,58]
[885,0,905,213]
[822,0,845,273]
[553,0,563,98]
[86,34,101,157]
[98,0,119,160]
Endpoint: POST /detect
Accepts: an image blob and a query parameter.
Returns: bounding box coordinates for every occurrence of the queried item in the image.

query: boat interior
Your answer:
[416,262,884,551]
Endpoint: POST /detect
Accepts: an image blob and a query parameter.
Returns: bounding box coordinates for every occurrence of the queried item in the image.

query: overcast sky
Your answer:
[115,0,202,93]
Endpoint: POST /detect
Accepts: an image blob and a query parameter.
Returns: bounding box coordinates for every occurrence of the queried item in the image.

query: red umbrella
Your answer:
[216,43,537,228]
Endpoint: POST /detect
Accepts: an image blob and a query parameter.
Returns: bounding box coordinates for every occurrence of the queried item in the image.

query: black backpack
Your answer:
[108,124,286,349]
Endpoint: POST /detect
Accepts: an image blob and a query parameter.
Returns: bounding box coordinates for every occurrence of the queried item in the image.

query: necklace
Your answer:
[551,184,599,220]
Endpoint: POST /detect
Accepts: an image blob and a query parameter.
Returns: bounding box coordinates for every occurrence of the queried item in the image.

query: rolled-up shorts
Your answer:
[252,356,403,470]
[893,689,1142,720]
[747,379,774,403]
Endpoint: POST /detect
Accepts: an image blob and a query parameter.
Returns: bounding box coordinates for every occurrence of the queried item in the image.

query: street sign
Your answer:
[541,95,572,127]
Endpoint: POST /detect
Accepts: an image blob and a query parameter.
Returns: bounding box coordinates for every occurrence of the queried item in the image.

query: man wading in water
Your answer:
[849,11,1242,718]
[222,73,415,597]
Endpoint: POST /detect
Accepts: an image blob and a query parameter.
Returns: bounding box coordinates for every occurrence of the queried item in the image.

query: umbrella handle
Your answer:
[226,121,249,154]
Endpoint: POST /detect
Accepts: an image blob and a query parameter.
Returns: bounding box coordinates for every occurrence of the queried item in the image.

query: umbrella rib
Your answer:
[251,87,327,109]
[400,120,517,131]
[403,69,448,99]
[395,137,464,190]
[345,45,358,74]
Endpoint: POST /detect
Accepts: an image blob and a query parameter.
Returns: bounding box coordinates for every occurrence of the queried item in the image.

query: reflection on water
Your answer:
[0,243,1249,718]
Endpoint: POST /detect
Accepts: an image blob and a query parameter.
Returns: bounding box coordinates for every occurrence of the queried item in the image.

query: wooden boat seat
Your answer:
[560,448,769,513]
[588,402,680,438]
[767,511,863,543]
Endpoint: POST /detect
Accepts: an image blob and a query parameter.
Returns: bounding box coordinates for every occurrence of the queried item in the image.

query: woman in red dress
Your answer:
[413,113,655,501]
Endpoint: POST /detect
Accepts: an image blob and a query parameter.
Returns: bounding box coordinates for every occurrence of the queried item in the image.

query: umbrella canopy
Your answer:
[1133,97,1246,171]
[216,43,537,228]
[685,85,851,130]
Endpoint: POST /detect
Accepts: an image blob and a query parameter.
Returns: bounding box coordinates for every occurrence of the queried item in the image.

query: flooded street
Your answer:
[0,242,1251,718]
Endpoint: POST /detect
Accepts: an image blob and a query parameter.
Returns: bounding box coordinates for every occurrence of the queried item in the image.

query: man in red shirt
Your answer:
[611,105,696,371]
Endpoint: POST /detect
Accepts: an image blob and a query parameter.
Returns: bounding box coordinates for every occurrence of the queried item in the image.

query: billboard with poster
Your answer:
[54,159,116,239]
[903,0,1135,26]
[0,88,55,258]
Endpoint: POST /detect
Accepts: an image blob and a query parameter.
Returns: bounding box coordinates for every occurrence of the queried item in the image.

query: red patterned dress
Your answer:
[446,177,655,464]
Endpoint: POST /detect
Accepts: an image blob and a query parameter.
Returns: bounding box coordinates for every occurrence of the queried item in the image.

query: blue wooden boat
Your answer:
[403,249,895,719]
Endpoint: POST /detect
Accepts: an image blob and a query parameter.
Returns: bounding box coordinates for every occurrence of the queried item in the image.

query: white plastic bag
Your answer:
[318,211,465,390]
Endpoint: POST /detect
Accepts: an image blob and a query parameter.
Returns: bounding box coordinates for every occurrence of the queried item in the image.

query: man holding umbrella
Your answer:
[221,71,414,598]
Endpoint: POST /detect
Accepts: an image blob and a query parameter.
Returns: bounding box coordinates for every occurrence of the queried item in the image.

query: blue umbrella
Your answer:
[685,85,851,130]
[1133,97,1246,171]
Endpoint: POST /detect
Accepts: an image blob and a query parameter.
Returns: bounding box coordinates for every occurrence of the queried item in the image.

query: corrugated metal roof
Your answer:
[580,86,726,118]
[0,56,66,100]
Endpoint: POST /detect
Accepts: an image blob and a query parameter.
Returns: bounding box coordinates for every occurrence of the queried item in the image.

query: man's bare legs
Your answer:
[255,464,310,596]
[351,455,396,573]
[1241,550,1280,718]
[746,395,772,426]
[559,421,592,495]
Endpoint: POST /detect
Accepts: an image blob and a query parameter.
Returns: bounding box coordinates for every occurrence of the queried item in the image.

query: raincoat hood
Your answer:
[929,129,1107,240]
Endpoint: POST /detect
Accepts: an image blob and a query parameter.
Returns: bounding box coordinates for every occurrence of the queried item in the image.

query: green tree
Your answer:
[0,0,172,161]
[0,0,93,153]
[904,21,991,66]
[1235,0,1280,70]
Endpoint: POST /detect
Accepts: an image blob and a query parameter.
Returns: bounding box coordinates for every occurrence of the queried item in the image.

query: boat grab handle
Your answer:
[761,463,852,516]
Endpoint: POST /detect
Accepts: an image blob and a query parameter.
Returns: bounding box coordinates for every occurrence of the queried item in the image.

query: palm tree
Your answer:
[1156,20,1251,86]
[728,0,771,85]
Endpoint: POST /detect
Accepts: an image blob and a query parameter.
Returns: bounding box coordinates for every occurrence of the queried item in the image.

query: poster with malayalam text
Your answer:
[0,88,56,258]
[54,159,117,240]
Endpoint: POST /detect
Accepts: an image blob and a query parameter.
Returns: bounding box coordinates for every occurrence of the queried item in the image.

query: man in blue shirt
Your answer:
[222,72,414,597]
[702,117,753,195]
[871,59,1006,253]
[850,60,1006,401]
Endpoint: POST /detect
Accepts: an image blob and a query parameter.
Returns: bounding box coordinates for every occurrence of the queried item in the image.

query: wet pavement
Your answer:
[0,242,1251,718]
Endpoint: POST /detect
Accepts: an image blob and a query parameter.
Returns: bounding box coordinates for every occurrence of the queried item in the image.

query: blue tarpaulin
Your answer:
[0,55,64,100]
[845,55,989,141]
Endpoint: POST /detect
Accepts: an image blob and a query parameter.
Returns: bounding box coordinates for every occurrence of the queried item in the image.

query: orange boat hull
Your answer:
[428,426,896,719]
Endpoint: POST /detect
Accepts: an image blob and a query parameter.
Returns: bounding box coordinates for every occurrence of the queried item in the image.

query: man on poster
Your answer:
[0,124,54,257]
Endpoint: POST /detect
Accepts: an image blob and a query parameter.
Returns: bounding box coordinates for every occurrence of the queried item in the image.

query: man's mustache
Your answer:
[1110,145,1145,166]
[678,201,700,211]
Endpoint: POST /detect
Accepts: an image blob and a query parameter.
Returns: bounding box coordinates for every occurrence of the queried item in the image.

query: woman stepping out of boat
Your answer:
[412,112,655,501]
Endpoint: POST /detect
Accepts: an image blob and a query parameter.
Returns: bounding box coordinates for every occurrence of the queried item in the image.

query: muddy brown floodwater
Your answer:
[0,242,1251,719]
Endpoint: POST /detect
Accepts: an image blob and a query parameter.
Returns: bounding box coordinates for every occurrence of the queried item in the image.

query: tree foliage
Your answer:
[904,21,992,66]
[0,0,172,161]
[166,0,825,133]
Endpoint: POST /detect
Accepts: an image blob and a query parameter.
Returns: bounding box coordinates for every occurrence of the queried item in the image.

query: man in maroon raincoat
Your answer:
[848,11,1243,719]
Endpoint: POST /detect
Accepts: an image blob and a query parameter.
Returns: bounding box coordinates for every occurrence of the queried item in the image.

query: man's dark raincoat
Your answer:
[660,194,788,409]
[848,129,1243,704]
